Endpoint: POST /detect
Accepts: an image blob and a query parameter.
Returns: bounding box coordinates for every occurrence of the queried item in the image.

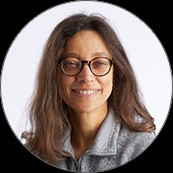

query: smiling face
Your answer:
[59,30,114,114]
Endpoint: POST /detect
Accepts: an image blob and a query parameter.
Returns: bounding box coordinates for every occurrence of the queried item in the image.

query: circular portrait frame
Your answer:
[1,1,172,171]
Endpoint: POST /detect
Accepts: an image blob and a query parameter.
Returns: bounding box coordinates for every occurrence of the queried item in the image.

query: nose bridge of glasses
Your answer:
[79,60,93,74]
[80,60,91,70]
[81,60,90,66]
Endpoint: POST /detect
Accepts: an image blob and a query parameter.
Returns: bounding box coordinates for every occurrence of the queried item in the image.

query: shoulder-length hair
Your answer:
[21,13,156,164]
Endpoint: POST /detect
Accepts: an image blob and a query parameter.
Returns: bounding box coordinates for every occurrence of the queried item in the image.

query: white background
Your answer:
[1,1,172,141]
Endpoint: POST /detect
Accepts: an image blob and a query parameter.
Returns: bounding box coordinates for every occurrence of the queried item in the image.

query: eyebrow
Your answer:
[62,52,110,59]
[62,53,80,59]
[93,52,110,57]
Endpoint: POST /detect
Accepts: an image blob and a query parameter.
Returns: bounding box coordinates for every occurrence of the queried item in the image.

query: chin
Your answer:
[77,104,103,114]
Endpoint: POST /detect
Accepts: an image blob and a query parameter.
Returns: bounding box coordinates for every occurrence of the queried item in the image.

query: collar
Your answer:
[61,108,121,156]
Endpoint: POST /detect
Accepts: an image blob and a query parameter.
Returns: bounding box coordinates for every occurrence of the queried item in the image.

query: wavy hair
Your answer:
[21,13,156,164]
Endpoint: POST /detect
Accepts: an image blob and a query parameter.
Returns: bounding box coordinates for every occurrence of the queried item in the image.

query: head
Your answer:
[22,13,155,164]
[41,13,134,115]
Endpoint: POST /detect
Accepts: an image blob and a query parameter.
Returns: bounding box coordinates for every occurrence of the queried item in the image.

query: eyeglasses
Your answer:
[59,57,114,77]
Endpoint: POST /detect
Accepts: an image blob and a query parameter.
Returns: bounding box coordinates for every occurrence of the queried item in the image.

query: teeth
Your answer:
[74,90,99,95]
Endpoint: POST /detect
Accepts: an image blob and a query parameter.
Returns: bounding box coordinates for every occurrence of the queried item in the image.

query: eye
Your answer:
[63,58,80,69]
[92,58,109,69]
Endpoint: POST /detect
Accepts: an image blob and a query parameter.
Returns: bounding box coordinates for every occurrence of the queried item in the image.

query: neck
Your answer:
[68,103,108,160]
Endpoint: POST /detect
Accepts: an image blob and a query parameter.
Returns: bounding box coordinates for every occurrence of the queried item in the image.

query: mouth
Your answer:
[72,89,100,96]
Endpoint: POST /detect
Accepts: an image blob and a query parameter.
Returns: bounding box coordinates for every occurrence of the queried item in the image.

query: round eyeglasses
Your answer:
[59,57,114,77]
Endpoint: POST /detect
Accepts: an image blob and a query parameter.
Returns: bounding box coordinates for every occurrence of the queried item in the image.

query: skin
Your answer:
[59,30,114,160]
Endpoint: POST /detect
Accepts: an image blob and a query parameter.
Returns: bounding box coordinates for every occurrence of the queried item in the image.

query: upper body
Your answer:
[55,108,155,172]
[21,13,156,172]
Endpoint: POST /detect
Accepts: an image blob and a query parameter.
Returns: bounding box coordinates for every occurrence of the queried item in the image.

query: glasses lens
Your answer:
[61,57,81,75]
[91,57,111,76]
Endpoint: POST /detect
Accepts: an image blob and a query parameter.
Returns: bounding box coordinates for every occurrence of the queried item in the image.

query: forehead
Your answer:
[64,30,111,58]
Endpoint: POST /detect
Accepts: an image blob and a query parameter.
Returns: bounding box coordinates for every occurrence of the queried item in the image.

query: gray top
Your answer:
[55,109,156,172]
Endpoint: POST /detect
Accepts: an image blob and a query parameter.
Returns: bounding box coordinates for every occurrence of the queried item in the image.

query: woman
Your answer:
[21,13,156,172]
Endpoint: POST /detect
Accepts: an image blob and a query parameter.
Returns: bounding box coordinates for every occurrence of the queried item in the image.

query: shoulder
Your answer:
[110,112,156,148]
[121,130,156,150]
[107,110,156,165]
[111,112,156,150]
[116,128,156,165]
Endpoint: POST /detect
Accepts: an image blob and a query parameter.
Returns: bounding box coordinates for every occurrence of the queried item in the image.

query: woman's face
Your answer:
[59,30,113,114]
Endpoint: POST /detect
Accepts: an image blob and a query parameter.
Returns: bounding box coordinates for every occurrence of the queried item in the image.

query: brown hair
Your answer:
[21,13,155,164]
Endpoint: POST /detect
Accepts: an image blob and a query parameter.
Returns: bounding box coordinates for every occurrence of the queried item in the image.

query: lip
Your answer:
[72,89,100,97]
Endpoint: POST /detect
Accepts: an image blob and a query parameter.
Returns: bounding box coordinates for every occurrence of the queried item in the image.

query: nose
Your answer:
[76,64,94,83]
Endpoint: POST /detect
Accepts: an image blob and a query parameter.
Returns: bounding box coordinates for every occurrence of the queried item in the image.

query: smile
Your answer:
[72,89,100,96]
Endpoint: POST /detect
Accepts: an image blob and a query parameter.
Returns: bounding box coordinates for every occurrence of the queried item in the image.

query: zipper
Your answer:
[70,150,116,172]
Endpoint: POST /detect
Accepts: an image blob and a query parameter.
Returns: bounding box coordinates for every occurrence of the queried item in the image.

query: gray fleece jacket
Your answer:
[55,109,156,172]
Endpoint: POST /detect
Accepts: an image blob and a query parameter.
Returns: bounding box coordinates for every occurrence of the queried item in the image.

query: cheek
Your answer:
[59,68,69,87]
[60,76,69,90]
[59,73,73,97]
[106,78,113,94]
[105,69,113,87]
[100,72,113,95]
